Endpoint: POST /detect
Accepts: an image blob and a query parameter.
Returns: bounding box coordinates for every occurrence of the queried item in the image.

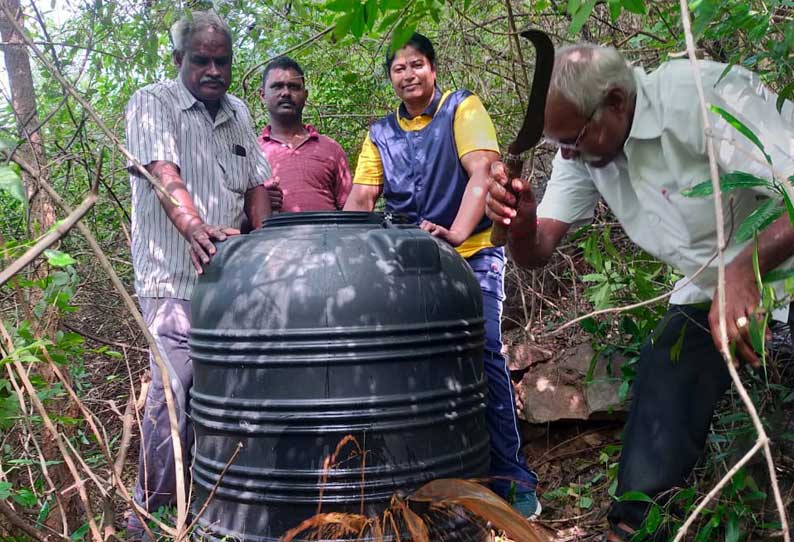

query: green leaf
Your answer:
[669,321,688,362]
[752,233,762,291]
[781,186,794,227]
[375,10,401,33]
[601,226,621,261]
[323,0,353,12]
[390,20,417,52]
[621,0,646,14]
[579,495,593,509]
[744,490,767,501]
[762,268,794,283]
[618,379,630,401]
[569,0,596,34]
[350,7,366,38]
[332,11,355,41]
[608,0,621,20]
[44,249,77,268]
[731,468,747,491]
[71,522,90,542]
[716,63,736,86]
[579,317,599,333]
[37,497,51,524]
[585,349,600,383]
[691,0,718,37]
[13,488,37,507]
[735,200,784,242]
[710,105,772,165]
[617,490,655,503]
[590,281,612,309]
[364,0,378,29]
[644,505,662,532]
[533,0,551,11]
[776,82,794,114]
[0,481,11,500]
[748,312,766,355]
[0,164,25,204]
[682,171,774,198]
[725,512,740,542]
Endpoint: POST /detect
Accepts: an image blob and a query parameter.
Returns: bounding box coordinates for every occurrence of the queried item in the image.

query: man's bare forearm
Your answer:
[508,218,570,269]
[148,161,204,240]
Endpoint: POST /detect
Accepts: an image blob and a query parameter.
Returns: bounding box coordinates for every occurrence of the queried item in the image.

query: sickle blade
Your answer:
[507,29,555,156]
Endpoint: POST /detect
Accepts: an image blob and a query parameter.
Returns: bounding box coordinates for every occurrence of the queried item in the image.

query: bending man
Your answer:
[486,43,794,540]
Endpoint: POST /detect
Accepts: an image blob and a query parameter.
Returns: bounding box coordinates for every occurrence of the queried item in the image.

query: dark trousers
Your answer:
[608,303,767,528]
[468,247,539,499]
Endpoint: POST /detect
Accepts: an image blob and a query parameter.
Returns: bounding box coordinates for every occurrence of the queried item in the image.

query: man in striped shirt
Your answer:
[125,10,270,536]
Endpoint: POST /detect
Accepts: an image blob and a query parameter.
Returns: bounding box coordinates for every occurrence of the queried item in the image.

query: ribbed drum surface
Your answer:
[190,212,489,542]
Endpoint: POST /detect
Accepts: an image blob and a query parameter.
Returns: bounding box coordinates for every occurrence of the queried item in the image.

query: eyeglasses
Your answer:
[544,103,601,151]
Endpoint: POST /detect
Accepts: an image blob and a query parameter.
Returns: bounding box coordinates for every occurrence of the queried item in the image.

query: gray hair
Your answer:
[170,10,232,54]
[550,43,636,117]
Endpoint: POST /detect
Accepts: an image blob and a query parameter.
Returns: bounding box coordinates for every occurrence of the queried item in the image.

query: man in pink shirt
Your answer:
[258,57,352,212]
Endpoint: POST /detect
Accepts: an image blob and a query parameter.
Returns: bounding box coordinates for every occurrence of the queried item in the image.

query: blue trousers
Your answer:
[467,247,538,499]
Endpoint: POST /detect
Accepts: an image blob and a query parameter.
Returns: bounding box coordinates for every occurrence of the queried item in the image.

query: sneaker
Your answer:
[512,490,542,520]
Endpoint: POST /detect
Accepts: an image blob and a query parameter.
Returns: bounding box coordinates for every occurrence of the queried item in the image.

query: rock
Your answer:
[515,341,628,424]
[504,342,553,371]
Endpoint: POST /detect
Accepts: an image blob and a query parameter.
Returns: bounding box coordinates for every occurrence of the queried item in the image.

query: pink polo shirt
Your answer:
[257,125,352,212]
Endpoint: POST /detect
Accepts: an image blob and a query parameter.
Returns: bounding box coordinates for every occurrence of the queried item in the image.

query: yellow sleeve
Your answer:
[453,94,500,158]
[353,132,385,186]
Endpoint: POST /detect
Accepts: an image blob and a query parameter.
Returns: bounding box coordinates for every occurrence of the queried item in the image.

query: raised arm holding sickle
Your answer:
[486,42,794,541]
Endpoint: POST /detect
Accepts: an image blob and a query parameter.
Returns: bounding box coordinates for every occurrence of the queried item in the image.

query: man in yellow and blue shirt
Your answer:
[345,32,540,517]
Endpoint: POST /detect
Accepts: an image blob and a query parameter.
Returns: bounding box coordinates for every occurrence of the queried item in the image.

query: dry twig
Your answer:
[672,2,791,540]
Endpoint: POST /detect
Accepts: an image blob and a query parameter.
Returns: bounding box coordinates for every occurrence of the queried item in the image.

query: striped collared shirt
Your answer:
[126,77,272,300]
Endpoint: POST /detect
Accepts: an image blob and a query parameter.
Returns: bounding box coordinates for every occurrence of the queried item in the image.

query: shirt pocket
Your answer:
[218,146,250,194]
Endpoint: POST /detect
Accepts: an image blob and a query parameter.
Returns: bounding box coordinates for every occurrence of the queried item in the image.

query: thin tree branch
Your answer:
[61,322,147,353]
[241,25,334,95]
[32,176,180,538]
[186,442,244,534]
[0,498,49,542]
[673,439,765,541]
[0,323,103,542]
[2,361,69,537]
[0,3,174,206]
[549,250,719,336]
[0,191,96,287]
[674,2,791,541]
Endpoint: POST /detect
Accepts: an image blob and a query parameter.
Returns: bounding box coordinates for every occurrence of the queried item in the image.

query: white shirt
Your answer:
[126,78,272,300]
[537,60,794,311]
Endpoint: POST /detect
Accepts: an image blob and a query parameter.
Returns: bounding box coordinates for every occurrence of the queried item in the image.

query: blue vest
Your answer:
[369,90,492,234]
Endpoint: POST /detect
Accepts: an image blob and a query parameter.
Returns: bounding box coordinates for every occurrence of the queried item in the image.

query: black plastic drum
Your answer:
[190,212,489,541]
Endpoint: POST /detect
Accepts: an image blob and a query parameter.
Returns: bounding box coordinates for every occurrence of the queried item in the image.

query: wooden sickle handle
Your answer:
[489,154,524,247]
